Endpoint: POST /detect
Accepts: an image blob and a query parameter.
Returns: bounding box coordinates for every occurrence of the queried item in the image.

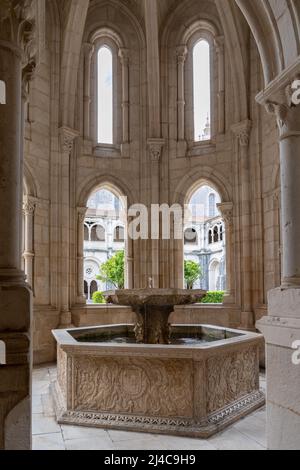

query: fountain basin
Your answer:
[52,324,264,438]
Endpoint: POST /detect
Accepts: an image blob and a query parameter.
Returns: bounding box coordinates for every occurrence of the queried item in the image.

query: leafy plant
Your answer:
[97,250,125,289]
[92,291,106,304]
[184,260,203,290]
[201,291,225,304]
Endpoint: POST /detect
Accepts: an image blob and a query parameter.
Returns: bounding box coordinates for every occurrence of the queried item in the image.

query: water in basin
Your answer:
[71,324,242,346]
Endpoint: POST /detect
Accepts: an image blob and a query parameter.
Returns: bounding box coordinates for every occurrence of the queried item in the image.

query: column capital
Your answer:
[23,195,36,216]
[83,42,94,60]
[231,120,252,147]
[176,45,188,65]
[217,202,233,227]
[147,138,165,162]
[214,35,225,55]
[59,126,80,154]
[118,47,129,67]
[77,206,88,223]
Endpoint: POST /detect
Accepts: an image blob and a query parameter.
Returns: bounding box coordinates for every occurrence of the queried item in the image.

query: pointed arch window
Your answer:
[97,46,113,144]
[193,40,211,142]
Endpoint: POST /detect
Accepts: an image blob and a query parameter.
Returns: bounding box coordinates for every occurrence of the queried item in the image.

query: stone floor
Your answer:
[32,365,267,450]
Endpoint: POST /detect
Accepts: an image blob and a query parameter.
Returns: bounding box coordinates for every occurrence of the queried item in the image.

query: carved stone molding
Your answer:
[23,195,36,216]
[217,202,233,227]
[176,45,188,65]
[59,127,79,155]
[147,138,165,162]
[231,120,252,148]
[214,35,225,55]
[77,207,88,223]
[118,47,129,67]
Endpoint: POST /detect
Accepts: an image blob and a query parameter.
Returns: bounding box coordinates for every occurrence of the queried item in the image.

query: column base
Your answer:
[0,283,32,450]
[58,311,74,329]
[257,287,300,450]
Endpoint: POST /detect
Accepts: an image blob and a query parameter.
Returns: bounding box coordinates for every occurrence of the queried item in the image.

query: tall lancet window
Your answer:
[97,46,113,144]
[193,40,211,142]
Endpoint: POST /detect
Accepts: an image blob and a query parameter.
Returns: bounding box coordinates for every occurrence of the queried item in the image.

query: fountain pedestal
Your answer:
[104,289,207,344]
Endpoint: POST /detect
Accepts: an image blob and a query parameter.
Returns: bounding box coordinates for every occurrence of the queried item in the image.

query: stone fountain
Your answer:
[104,288,206,344]
[52,288,264,438]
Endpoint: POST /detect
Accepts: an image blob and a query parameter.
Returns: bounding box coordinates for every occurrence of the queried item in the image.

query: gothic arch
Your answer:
[172,166,232,207]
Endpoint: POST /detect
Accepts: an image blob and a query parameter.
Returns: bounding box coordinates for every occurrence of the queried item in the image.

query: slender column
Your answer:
[176,45,188,141]
[232,120,253,327]
[83,42,94,139]
[256,80,300,450]
[218,202,234,303]
[215,36,225,134]
[23,196,36,290]
[118,48,130,145]
[58,127,79,328]
[76,207,87,304]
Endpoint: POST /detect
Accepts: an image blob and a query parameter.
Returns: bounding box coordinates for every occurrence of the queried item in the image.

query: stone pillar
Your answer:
[256,83,300,450]
[76,207,87,304]
[58,127,79,328]
[215,36,225,134]
[218,202,234,303]
[119,47,130,157]
[83,42,94,140]
[0,0,43,450]
[232,120,253,328]
[176,46,188,140]
[23,196,36,290]
[148,139,165,288]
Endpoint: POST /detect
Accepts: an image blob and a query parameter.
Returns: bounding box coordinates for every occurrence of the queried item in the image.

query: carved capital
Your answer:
[217,202,233,228]
[83,42,94,61]
[77,206,88,223]
[23,195,36,216]
[231,120,252,148]
[59,127,79,154]
[176,45,188,65]
[147,138,165,162]
[118,47,129,67]
[214,35,225,55]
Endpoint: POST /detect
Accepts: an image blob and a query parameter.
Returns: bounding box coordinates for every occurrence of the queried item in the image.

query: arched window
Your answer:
[114,226,125,242]
[208,193,216,218]
[208,229,213,245]
[193,40,211,142]
[98,46,113,144]
[0,80,6,104]
[91,225,105,242]
[213,226,219,243]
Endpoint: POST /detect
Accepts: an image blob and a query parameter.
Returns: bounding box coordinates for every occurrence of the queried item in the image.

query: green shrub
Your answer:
[200,291,225,304]
[92,291,106,304]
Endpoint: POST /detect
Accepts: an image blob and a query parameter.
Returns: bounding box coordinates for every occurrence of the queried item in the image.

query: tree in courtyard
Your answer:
[97,250,125,289]
[184,260,203,290]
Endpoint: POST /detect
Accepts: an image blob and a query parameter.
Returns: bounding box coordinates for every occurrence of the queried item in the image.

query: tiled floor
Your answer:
[32,365,267,451]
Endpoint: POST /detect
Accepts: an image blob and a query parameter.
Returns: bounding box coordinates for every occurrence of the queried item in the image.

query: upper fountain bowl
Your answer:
[104,288,207,307]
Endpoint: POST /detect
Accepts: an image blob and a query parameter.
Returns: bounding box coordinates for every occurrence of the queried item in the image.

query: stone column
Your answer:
[215,36,225,134]
[148,139,165,288]
[58,127,79,328]
[176,45,188,139]
[256,83,300,450]
[217,202,234,303]
[23,196,36,290]
[76,207,87,304]
[83,42,94,140]
[232,120,253,328]
[119,47,130,157]
[0,0,43,450]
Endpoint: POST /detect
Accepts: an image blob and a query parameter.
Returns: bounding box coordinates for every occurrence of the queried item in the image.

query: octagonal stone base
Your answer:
[52,325,265,438]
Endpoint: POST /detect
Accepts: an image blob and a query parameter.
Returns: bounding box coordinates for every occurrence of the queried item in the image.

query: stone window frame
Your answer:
[84,28,130,158]
[177,21,225,153]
